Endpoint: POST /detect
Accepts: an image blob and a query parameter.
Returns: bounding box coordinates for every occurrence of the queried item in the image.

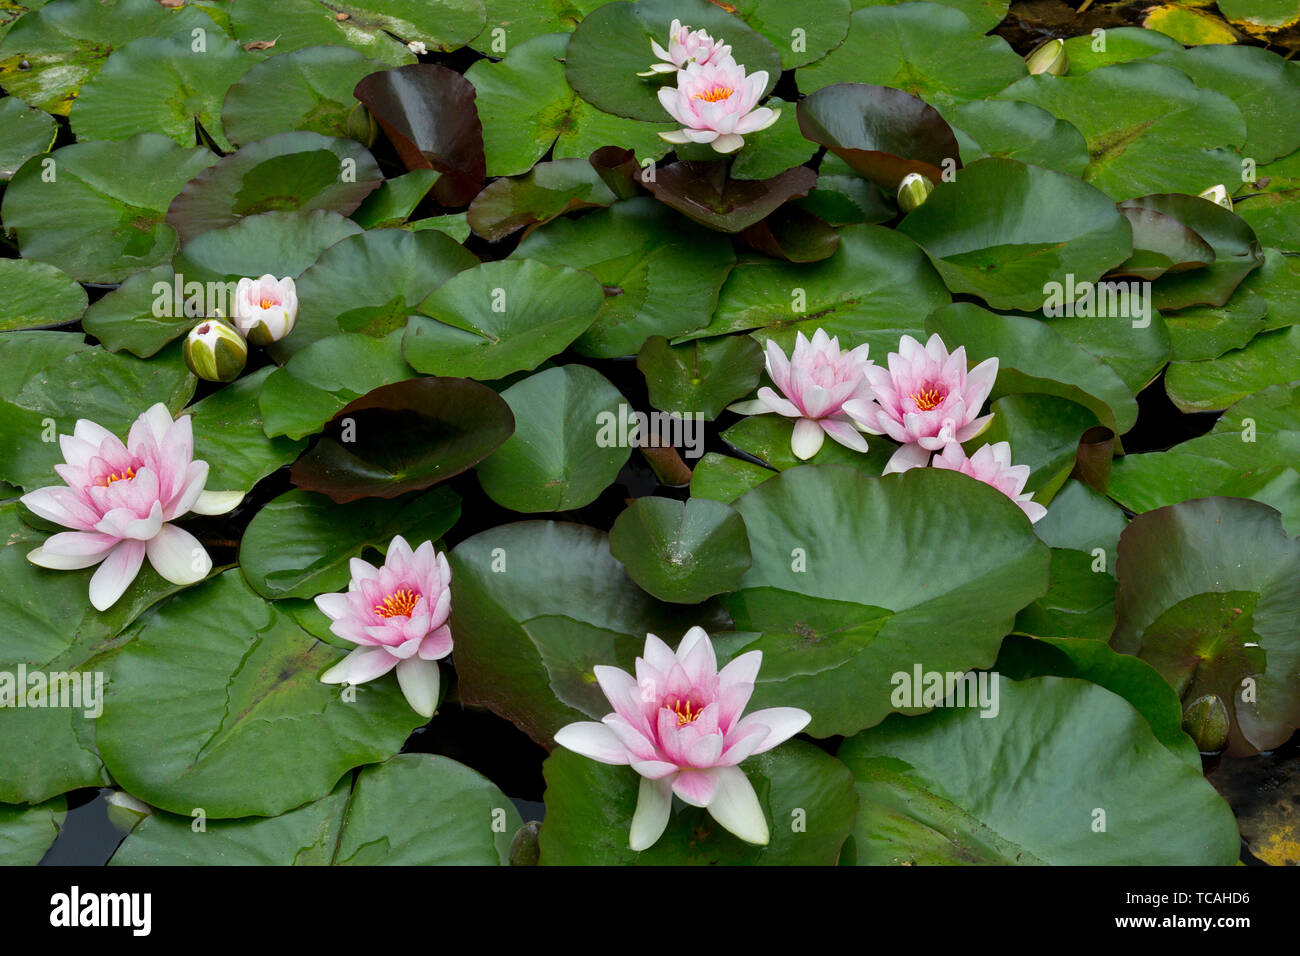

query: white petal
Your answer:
[630,775,675,852]
[883,442,932,475]
[554,721,630,765]
[711,132,744,154]
[320,645,397,685]
[395,657,440,719]
[88,540,146,612]
[706,765,769,845]
[145,524,211,585]
[790,418,825,460]
[190,489,243,516]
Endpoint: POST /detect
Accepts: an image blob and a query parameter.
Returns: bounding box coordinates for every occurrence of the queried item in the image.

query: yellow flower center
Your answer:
[374,588,419,619]
[911,386,945,412]
[693,85,733,103]
[670,698,702,727]
[259,297,277,309]
[99,468,136,487]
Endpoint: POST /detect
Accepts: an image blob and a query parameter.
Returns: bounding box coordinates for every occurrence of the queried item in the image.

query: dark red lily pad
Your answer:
[739,205,840,263]
[1111,206,1216,280]
[354,64,486,207]
[642,161,816,233]
[797,83,961,193]
[290,377,514,504]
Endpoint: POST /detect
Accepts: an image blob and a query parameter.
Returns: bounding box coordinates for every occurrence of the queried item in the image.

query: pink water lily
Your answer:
[554,627,810,851]
[932,441,1047,523]
[21,404,242,611]
[232,274,297,344]
[314,535,452,719]
[639,19,732,75]
[657,57,778,154]
[728,329,877,460]
[843,333,998,474]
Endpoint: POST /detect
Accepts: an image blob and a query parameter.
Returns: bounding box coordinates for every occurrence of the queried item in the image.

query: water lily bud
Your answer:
[184,318,247,382]
[508,821,541,866]
[105,790,152,834]
[233,274,298,345]
[1025,38,1068,77]
[347,101,379,148]
[897,172,935,213]
[1198,183,1233,211]
[1182,694,1230,753]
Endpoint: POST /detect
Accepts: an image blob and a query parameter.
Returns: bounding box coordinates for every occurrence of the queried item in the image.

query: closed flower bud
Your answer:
[1025,38,1068,77]
[184,318,247,382]
[1181,694,1230,753]
[897,172,935,213]
[1198,183,1233,211]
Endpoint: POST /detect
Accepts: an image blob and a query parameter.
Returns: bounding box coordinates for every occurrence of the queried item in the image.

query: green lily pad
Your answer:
[350,169,440,229]
[0,797,64,864]
[689,452,775,503]
[0,0,216,115]
[838,676,1239,864]
[1,341,195,492]
[1235,151,1300,253]
[1112,496,1300,756]
[565,0,780,122]
[943,99,1089,179]
[186,367,309,495]
[1144,3,1240,46]
[1219,0,1300,29]
[259,330,414,440]
[637,333,763,419]
[471,0,604,52]
[165,131,382,243]
[110,754,520,865]
[475,364,630,513]
[996,635,1198,766]
[897,158,1133,312]
[927,302,1138,435]
[1113,205,1216,281]
[0,95,56,181]
[221,44,387,146]
[281,226,480,360]
[795,82,960,193]
[1108,383,1300,519]
[0,258,87,331]
[1165,325,1300,412]
[289,376,515,503]
[1010,546,1115,643]
[447,520,701,747]
[682,223,948,355]
[0,502,186,804]
[230,0,482,59]
[406,212,471,242]
[513,197,736,358]
[1033,478,1127,569]
[1,133,218,283]
[720,98,817,182]
[1038,294,1172,396]
[975,393,1100,501]
[998,61,1247,201]
[729,0,851,69]
[466,32,674,178]
[609,496,751,603]
[794,156,894,226]
[467,158,618,241]
[239,487,459,600]
[1061,25,1183,75]
[96,569,426,817]
[404,259,605,380]
[1149,45,1300,165]
[70,27,257,151]
[798,4,1025,108]
[1120,193,1262,310]
[538,741,857,864]
[850,0,1009,33]
[1164,288,1268,362]
[722,465,1050,736]
[175,209,364,288]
